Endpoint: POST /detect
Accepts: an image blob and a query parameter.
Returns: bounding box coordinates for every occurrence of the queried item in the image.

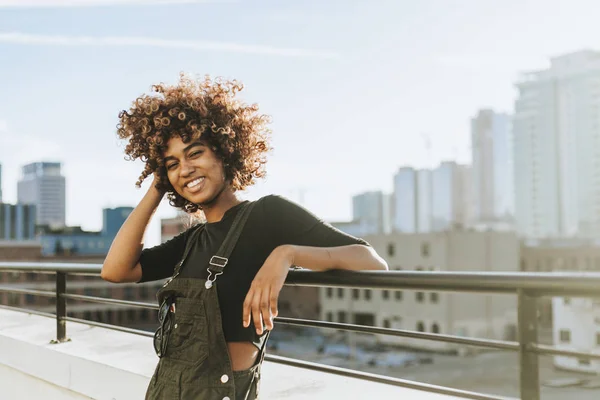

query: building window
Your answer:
[417,321,425,332]
[338,311,347,324]
[326,288,333,298]
[364,289,372,300]
[337,288,344,298]
[560,329,571,343]
[395,291,402,300]
[382,290,389,300]
[430,293,439,303]
[596,333,600,346]
[352,289,360,300]
[416,292,425,302]
[326,312,333,322]
[421,242,430,257]
[383,319,391,329]
[432,323,440,333]
[387,243,395,257]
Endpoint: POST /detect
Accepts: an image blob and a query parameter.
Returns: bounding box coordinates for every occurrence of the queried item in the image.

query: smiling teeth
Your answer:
[187,177,204,188]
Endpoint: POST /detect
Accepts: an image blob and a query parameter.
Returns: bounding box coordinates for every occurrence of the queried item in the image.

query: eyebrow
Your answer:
[164,141,205,162]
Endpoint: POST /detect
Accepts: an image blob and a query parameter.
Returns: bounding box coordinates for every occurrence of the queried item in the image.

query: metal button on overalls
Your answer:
[145,278,266,400]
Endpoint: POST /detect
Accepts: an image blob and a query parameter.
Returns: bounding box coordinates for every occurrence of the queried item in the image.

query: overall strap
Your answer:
[171,223,204,278]
[207,201,255,274]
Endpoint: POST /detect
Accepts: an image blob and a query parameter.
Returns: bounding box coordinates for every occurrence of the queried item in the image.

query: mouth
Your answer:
[185,177,205,193]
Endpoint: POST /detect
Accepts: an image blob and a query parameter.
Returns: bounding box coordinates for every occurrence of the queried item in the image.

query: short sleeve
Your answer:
[138,229,189,283]
[263,195,370,248]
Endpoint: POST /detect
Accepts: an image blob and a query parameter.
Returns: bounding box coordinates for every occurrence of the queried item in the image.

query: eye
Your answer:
[166,162,178,170]
[189,150,203,158]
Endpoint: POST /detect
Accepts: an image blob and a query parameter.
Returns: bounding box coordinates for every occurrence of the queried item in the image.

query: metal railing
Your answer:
[2,262,600,400]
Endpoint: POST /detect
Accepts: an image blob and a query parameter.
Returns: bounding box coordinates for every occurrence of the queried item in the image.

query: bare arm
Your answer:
[243,244,387,334]
[283,244,388,272]
[100,178,164,283]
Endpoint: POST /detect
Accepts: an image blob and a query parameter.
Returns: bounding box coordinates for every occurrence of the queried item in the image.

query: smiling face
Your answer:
[163,136,232,207]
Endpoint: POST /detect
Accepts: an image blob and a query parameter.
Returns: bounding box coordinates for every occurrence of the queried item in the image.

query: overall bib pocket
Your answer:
[165,297,209,367]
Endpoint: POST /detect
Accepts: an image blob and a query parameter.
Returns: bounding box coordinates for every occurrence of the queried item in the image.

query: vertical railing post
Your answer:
[53,271,68,343]
[517,289,540,400]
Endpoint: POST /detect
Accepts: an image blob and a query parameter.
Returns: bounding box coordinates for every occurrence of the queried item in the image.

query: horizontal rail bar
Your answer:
[61,293,158,310]
[0,304,56,319]
[64,316,154,338]
[0,286,56,298]
[532,343,600,360]
[4,262,600,296]
[275,317,520,351]
[265,354,516,400]
[0,262,100,274]
[286,270,600,297]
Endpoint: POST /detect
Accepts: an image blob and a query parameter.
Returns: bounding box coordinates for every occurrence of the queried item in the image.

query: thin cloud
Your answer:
[0,0,228,7]
[0,31,338,59]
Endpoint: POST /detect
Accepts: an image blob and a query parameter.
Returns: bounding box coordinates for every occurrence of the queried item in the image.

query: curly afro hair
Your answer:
[116,73,272,214]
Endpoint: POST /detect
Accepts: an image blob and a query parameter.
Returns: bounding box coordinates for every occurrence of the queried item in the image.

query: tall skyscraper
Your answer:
[102,207,133,238]
[393,167,417,233]
[431,162,472,231]
[352,191,385,235]
[393,167,434,233]
[17,162,66,228]
[471,109,514,225]
[0,203,36,240]
[416,169,433,233]
[514,50,600,239]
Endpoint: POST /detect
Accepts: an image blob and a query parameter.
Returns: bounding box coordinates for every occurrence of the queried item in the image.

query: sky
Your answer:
[1,0,600,246]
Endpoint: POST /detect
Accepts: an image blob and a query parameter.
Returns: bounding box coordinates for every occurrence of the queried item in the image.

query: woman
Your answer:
[101,74,388,400]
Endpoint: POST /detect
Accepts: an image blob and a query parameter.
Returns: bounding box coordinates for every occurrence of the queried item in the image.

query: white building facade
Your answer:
[431,162,472,231]
[393,167,417,233]
[352,191,385,235]
[471,109,514,225]
[514,50,600,239]
[319,231,519,352]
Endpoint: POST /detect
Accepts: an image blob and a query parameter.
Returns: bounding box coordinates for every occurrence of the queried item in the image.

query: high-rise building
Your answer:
[17,162,66,228]
[431,162,472,231]
[102,207,134,238]
[352,191,385,235]
[514,50,600,238]
[416,169,433,233]
[0,203,36,240]
[393,167,417,233]
[471,109,514,225]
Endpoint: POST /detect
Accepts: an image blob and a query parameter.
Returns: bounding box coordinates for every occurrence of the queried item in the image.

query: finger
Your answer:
[251,289,263,335]
[261,287,272,331]
[242,288,254,328]
[270,287,279,320]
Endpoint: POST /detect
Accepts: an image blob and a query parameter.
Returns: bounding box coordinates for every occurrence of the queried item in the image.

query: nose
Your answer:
[179,159,195,177]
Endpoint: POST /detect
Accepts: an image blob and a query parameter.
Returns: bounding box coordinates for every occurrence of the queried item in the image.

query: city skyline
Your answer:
[3,0,600,246]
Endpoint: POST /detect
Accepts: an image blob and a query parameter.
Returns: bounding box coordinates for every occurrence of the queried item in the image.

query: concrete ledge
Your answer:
[0,308,462,399]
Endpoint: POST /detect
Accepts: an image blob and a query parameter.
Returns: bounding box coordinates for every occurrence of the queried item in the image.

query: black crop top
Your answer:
[138,194,369,347]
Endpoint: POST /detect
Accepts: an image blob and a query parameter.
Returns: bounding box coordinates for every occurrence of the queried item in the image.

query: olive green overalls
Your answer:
[146,202,268,400]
